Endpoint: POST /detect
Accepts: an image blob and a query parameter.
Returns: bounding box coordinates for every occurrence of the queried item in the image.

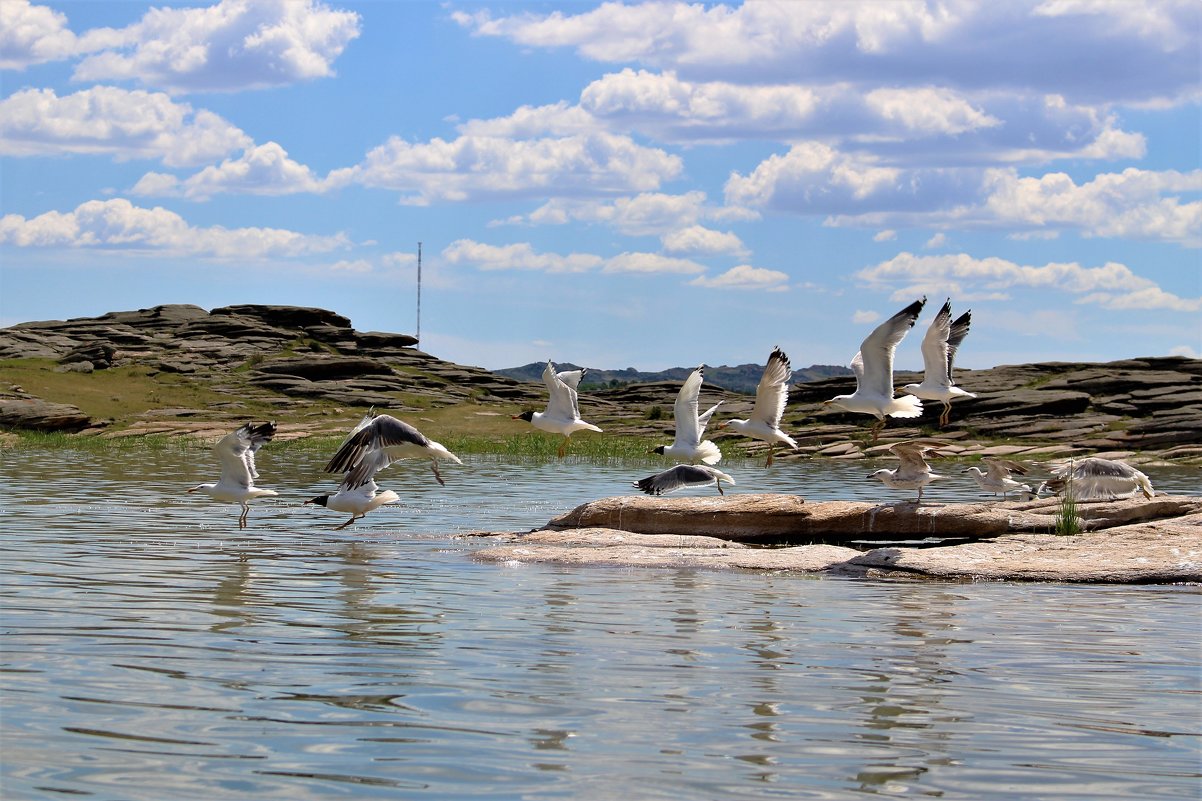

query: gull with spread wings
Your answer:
[514,360,603,457]
[187,421,278,529]
[653,365,723,465]
[902,299,976,427]
[720,347,796,466]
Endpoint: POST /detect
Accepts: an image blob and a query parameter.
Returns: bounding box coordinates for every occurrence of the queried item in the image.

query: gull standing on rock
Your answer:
[654,365,723,465]
[635,464,736,496]
[868,441,944,504]
[824,297,926,441]
[188,421,278,529]
[902,299,976,427]
[514,361,603,457]
[324,409,462,487]
[965,457,1032,500]
[1039,457,1155,500]
[720,347,797,466]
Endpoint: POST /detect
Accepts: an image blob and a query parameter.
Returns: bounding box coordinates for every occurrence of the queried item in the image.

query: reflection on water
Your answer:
[0,448,1199,800]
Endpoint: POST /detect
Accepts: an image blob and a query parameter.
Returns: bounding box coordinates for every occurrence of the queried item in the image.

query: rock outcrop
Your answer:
[473,494,1202,583]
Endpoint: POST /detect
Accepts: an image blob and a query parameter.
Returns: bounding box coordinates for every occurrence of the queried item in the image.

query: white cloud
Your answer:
[133,142,351,199]
[1169,344,1199,358]
[603,252,705,275]
[353,132,681,204]
[0,198,348,258]
[71,0,361,93]
[924,232,948,249]
[858,252,1202,312]
[689,264,788,290]
[0,0,79,69]
[442,239,602,273]
[329,259,371,273]
[0,87,250,167]
[512,191,757,236]
[864,87,1001,135]
[873,229,897,242]
[852,310,881,325]
[661,225,746,256]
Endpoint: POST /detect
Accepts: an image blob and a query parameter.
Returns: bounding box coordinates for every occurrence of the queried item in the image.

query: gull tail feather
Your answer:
[696,440,722,465]
[887,396,924,418]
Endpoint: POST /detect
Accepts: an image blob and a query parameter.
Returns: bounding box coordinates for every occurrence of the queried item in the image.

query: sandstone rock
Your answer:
[210,304,352,330]
[0,398,91,432]
[253,356,394,381]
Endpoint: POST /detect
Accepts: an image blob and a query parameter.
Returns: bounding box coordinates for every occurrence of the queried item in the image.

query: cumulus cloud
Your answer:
[0,87,250,167]
[512,191,757,235]
[852,310,882,325]
[602,252,705,275]
[71,0,361,93]
[660,225,746,256]
[442,239,602,273]
[0,0,79,69]
[689,264,789,290]
[133,142,351,199]
[0,198,348,258]
[924,232,948,249]
[353,132,681,204]
[858,252,1201,312]
[873,229,897,242]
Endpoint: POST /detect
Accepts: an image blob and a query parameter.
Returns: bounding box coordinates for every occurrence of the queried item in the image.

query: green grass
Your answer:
[1053,463,1082,535]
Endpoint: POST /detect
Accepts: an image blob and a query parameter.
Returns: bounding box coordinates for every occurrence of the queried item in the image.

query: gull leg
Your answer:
[715,482,725,496]
[765,444,774,468]
[870,419,885,442]
[334,514,358,531]
[239,504,249,529]
[557,436,569,458]
[939,401,951,427]
[430,461,446,487]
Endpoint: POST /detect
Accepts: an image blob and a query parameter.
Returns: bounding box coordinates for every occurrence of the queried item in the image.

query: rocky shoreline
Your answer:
[1,303,1199,469]
[471,494,1202,583]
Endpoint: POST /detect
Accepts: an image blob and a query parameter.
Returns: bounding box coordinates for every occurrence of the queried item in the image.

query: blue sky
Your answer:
[1,0,1199,372]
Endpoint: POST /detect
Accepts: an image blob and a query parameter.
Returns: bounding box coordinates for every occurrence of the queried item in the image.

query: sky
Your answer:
[1,0,1199,373]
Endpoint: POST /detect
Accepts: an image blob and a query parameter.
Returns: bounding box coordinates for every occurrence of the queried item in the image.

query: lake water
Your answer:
[1,447,1199,800]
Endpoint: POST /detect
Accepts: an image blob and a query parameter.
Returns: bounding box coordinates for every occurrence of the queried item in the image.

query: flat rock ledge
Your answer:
[471,494,1202,583]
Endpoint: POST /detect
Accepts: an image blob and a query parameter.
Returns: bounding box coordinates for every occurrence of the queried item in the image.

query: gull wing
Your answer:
[889,441,935,477]
[919,300,953,387]
[324,413,430,474]
[983,457,1027,480]
[340,448,391,491]
[672,366,706,448]
[858,297,926,397]
[217,421,276,488]
[556,367,586,390]
[946,310,972,385]
[634,464,731,496]
[543,360,581,421]
[751,347,791,428]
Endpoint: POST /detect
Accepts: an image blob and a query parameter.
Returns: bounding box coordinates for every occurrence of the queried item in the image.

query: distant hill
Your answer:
[493,361,852,395]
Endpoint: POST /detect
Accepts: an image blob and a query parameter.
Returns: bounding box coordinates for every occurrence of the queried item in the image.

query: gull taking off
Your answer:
[306,449,400,530]
[635,464,735,496]
[965,457,1032,500]
[653,365,723,465]
[514,361,602,457]
[720,346,796,466]
[902,299,976,427]
[324,410,461,487]
[868,441,944,504]
[1039,457,1155,500]
[188,421,278,529]
[824,297,926,441]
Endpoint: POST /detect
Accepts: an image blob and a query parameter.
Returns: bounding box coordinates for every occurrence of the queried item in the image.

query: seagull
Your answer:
[513,360,602,457]
[323,410,461,487]
[653,365,723,465]
[634,464,736,496]
[306,450,401,530]
[823,297,926,441]
[965,457,1033,500]
[1038,457,1155,500]
[720,346,796,466]
[901,299,977,427]
[187,421,278,529]
[868,441,944,504]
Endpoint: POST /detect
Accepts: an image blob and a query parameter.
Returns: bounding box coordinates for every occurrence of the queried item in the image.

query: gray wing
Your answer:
[751,347,791,427]
[217,421,276,488]
[858,297,925,397]
[983,457,1026,479]
[635,464,722,495]
[919,300,953,387]
[324,413,430,474]
[340,448,391,491]
[889,441,934,478]
[946,310,971,385]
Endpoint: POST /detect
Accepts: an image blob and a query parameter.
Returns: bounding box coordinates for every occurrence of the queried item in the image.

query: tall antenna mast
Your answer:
[415,241,422,343]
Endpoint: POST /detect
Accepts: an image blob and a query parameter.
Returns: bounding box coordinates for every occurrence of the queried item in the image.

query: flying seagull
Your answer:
[513,360,603,457]
[634,464,736,496]
[720,346,796,466]
[868,441,944,504]
[653,365,723,465]
[965,457,1032,500]
[1039,457,1155,500]
[324,410,461,487]
[188,421,278,529]
[902,299,977,427]
[306,449,401,530]
[824,297,926,441]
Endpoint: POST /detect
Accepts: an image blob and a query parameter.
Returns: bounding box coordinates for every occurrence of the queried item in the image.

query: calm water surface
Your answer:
[1,447,1199,800]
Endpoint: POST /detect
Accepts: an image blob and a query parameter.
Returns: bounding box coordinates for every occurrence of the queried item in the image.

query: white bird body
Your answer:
[825,298,926,439]
[188,421,278,528]
[657,365,723,465]
[966,457,1031,500]
[516,361,602,456]
[869,441,943,503]
[635,464,736,496]
[722,347,796,466]
[1039,457,1155,500]
[902,299,977,427]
